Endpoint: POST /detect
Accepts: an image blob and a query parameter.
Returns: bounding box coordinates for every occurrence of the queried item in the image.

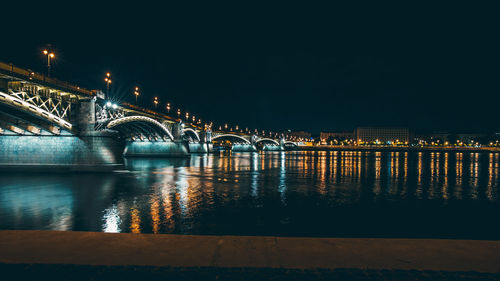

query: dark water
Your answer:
[1,151,499,239]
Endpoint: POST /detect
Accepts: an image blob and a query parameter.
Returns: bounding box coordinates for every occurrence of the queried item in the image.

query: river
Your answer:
[1,150,499,239]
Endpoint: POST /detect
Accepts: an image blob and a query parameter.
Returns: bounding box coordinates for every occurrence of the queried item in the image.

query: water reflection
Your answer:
[1,151,499,239]
[103,204,121,233]
[278,152,287,204]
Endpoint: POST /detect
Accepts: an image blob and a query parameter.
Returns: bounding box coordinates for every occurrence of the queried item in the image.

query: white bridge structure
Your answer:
[0,61,297,170]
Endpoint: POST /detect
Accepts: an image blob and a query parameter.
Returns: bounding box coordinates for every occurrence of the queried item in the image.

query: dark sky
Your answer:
[1,3,499,134]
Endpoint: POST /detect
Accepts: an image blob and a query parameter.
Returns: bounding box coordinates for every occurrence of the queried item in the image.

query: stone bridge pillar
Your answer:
[75,97,96,134]
[194,130,212,153]
[172,122,184,142]
[199,130,212,143]
[250,135,258,145]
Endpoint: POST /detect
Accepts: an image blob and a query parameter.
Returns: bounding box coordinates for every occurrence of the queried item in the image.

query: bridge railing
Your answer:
[0,61,93,97]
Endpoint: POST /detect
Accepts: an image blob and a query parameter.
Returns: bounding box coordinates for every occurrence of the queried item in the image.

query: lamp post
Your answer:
[177,109,181,119]
[104,73,112,95]
[134,87,139,103]
[166,102,171,114]
[42,50,55,77]
[154,97,159,109]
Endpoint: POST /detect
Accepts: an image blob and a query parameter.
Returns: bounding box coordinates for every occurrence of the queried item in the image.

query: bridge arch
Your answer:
[107,116,174,141]
[255,138,280,146]
[183,128,201,142]
[212,134,251,144]
[283,141,298,146]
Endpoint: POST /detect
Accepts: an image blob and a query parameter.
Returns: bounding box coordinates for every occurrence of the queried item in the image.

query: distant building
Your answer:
[289,130,312,140]
[457,133,487,143]
[320,131,354,141]
[356,127,411,143]
[414,131,451,143]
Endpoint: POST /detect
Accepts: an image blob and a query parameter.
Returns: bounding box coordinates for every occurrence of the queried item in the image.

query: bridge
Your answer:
[0,62,297,170]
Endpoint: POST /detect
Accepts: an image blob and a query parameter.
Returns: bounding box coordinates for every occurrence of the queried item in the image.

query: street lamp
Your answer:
[104,73,112,94]
[42,49,55,77]
[177,109,181,119]
[134,87,139,103]
[166,102,171,113]
[154,97,159,109]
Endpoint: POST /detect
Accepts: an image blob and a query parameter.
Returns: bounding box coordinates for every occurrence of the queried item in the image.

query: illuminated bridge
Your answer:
[0,62,296,170]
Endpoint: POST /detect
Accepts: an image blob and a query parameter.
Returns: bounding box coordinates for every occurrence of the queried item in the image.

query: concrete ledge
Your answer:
[0,230,499,273]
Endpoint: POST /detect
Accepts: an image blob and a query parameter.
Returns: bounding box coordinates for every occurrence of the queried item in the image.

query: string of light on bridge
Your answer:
[34,48,297,142]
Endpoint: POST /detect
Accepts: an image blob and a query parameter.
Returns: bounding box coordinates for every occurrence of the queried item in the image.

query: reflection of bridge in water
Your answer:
[0,62,297,171]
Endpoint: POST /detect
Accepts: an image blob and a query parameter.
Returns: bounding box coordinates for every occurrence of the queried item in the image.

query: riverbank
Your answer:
[1,230,499,280]
[296,145,500,152]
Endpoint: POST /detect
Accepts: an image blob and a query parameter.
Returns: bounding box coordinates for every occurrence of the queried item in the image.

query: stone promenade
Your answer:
[1,230,499,280]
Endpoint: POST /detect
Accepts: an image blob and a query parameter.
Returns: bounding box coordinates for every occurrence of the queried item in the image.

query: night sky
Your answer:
[1,3,499,134]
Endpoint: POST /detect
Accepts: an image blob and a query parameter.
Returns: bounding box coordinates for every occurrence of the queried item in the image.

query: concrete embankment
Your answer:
[0,135,124,171]
[1,230,499,274]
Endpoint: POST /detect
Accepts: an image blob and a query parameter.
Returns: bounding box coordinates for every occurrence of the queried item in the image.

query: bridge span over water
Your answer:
[0,62,296,170]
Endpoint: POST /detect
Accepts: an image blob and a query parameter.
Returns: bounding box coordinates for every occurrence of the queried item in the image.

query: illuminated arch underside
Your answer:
[183,128,201,142]
[107,116,174,141]
[212,134,251,144]
[255,138,280,146]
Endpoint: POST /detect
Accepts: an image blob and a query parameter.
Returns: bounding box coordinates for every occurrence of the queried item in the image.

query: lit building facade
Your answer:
[356,127,410,143]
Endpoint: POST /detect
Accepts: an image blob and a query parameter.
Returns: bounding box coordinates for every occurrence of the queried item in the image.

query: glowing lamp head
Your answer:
[49,53,55,58]
[112,104,118,109]
[106,101,112,107]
